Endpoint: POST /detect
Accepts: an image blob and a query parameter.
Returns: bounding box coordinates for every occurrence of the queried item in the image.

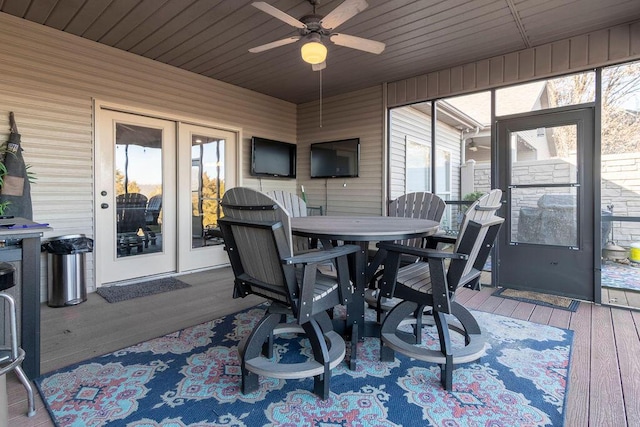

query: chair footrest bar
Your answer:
[0,347,25,376]
[245,330,345,379]
[381,331,486,364]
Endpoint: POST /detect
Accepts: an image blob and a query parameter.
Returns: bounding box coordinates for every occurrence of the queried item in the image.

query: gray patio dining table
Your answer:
[290,215,440,368]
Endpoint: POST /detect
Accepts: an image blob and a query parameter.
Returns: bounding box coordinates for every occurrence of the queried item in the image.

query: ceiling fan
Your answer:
[249,0,386,71]
[467,139,490,151]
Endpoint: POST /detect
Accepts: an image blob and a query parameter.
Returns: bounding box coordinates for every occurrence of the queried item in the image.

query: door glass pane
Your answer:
[115,123,163,258]
[191,135,225,249]
[511,186,578,247]
[509,125,578,185]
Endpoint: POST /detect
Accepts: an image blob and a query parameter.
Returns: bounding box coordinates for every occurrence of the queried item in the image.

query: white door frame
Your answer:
[93,100,242,286]
[177,123,239,272]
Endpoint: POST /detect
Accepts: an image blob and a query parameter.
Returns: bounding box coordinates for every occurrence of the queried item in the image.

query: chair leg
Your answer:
[14,364,36,417]
[239,313,281,394]
[376,291,384,324]
[302,319,331,400]
[413,304,427,345]
[433,310,453,391]
[349,320,359,370]
[262,314,285,359]
[0,293,36,417]
[380,300,417,362]
[315,310,333,335]
[451,301,482,341]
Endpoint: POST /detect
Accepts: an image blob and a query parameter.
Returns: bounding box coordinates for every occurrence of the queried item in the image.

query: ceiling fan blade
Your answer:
[248,36,300,53]
[252,2,306,29]
[321,0,369,30]
[330,33,385,54]
[312,61,326,71]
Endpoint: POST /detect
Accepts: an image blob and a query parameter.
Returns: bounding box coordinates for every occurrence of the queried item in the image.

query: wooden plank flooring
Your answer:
[7,267,639,426]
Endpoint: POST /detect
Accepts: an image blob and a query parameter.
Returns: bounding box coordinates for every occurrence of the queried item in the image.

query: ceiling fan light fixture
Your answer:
[301,34,327,64]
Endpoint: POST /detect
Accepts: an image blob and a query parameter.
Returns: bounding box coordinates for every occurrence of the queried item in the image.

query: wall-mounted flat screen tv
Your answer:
[251,136,297,178]
[310,138,360,178]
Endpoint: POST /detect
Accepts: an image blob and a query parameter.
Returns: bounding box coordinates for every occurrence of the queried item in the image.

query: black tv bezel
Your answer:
[250,136,297,179]
[310,138,360,179]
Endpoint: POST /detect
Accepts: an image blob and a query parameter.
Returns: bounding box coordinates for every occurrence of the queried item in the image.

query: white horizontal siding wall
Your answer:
[389,106,432,200]
[0,13,296,300]
[389,106,461,201]
[387,20,640,106]
[297,87,384,216]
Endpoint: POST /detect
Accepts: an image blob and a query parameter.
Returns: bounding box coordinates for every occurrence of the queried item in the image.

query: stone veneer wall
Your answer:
[473,154,640,247]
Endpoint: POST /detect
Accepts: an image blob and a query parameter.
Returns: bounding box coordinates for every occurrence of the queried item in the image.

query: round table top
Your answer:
[291,216,439,242]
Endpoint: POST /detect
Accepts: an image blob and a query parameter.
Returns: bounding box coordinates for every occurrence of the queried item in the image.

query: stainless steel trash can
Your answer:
[44,234,92,307]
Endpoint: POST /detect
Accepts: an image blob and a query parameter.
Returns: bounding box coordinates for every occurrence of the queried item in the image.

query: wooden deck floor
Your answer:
[7,267,639,426]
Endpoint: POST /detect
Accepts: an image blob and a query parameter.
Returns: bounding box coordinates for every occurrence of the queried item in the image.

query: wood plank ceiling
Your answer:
[2,0,640,104]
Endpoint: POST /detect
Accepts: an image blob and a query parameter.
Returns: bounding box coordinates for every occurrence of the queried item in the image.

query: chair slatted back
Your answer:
[450,189,503,284]
[145,194,162,225]
[266,190,310,253]
[222,187,294,256]
[389,192,446,247]
[454,189,502,253]
[116,193,148,233]
[267,190,307,217]
[220,217,293,303]
[221,188,296,303]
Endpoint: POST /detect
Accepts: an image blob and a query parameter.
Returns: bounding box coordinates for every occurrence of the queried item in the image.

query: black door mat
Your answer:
[492,287,580,312]
[96,277,191,303]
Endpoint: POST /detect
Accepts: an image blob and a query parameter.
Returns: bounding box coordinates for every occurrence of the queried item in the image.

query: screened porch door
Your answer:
[496,107,595,301]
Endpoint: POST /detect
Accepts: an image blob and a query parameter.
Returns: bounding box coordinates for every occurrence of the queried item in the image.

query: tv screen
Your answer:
[251,137,297,178]
[310,138,360,178]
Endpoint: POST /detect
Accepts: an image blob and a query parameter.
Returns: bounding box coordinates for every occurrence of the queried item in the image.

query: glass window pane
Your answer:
[509,124,578,185]
[191,135,225,249]
[115,123,163,258]
[435,149,451,195]
[496,72,595,117]
[388,102,432,199]
[600,59,640,294]
[511,186,578,247]
[406,138,430,193]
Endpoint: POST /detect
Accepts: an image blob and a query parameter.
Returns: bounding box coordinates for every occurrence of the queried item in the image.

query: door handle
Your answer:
[101,203,109,209]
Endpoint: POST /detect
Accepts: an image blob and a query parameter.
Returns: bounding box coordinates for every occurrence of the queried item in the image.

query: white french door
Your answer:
[177,123,238,272]
[96,109,178,284]
[95,108,239,285]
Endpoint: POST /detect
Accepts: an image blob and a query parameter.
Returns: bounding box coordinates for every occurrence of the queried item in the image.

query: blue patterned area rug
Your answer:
[35,306,572,427]
[602,260,640,291]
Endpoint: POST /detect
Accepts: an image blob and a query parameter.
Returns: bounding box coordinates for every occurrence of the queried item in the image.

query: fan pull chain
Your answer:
[319,69,323,128]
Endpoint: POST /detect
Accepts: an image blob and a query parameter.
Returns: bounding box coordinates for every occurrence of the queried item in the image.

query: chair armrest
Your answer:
[288,244,358,315]
[377,241,468,261]
[283,244,359,265]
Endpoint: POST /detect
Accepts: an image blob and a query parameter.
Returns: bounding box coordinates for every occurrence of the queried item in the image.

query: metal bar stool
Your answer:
[0,262,36,417]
